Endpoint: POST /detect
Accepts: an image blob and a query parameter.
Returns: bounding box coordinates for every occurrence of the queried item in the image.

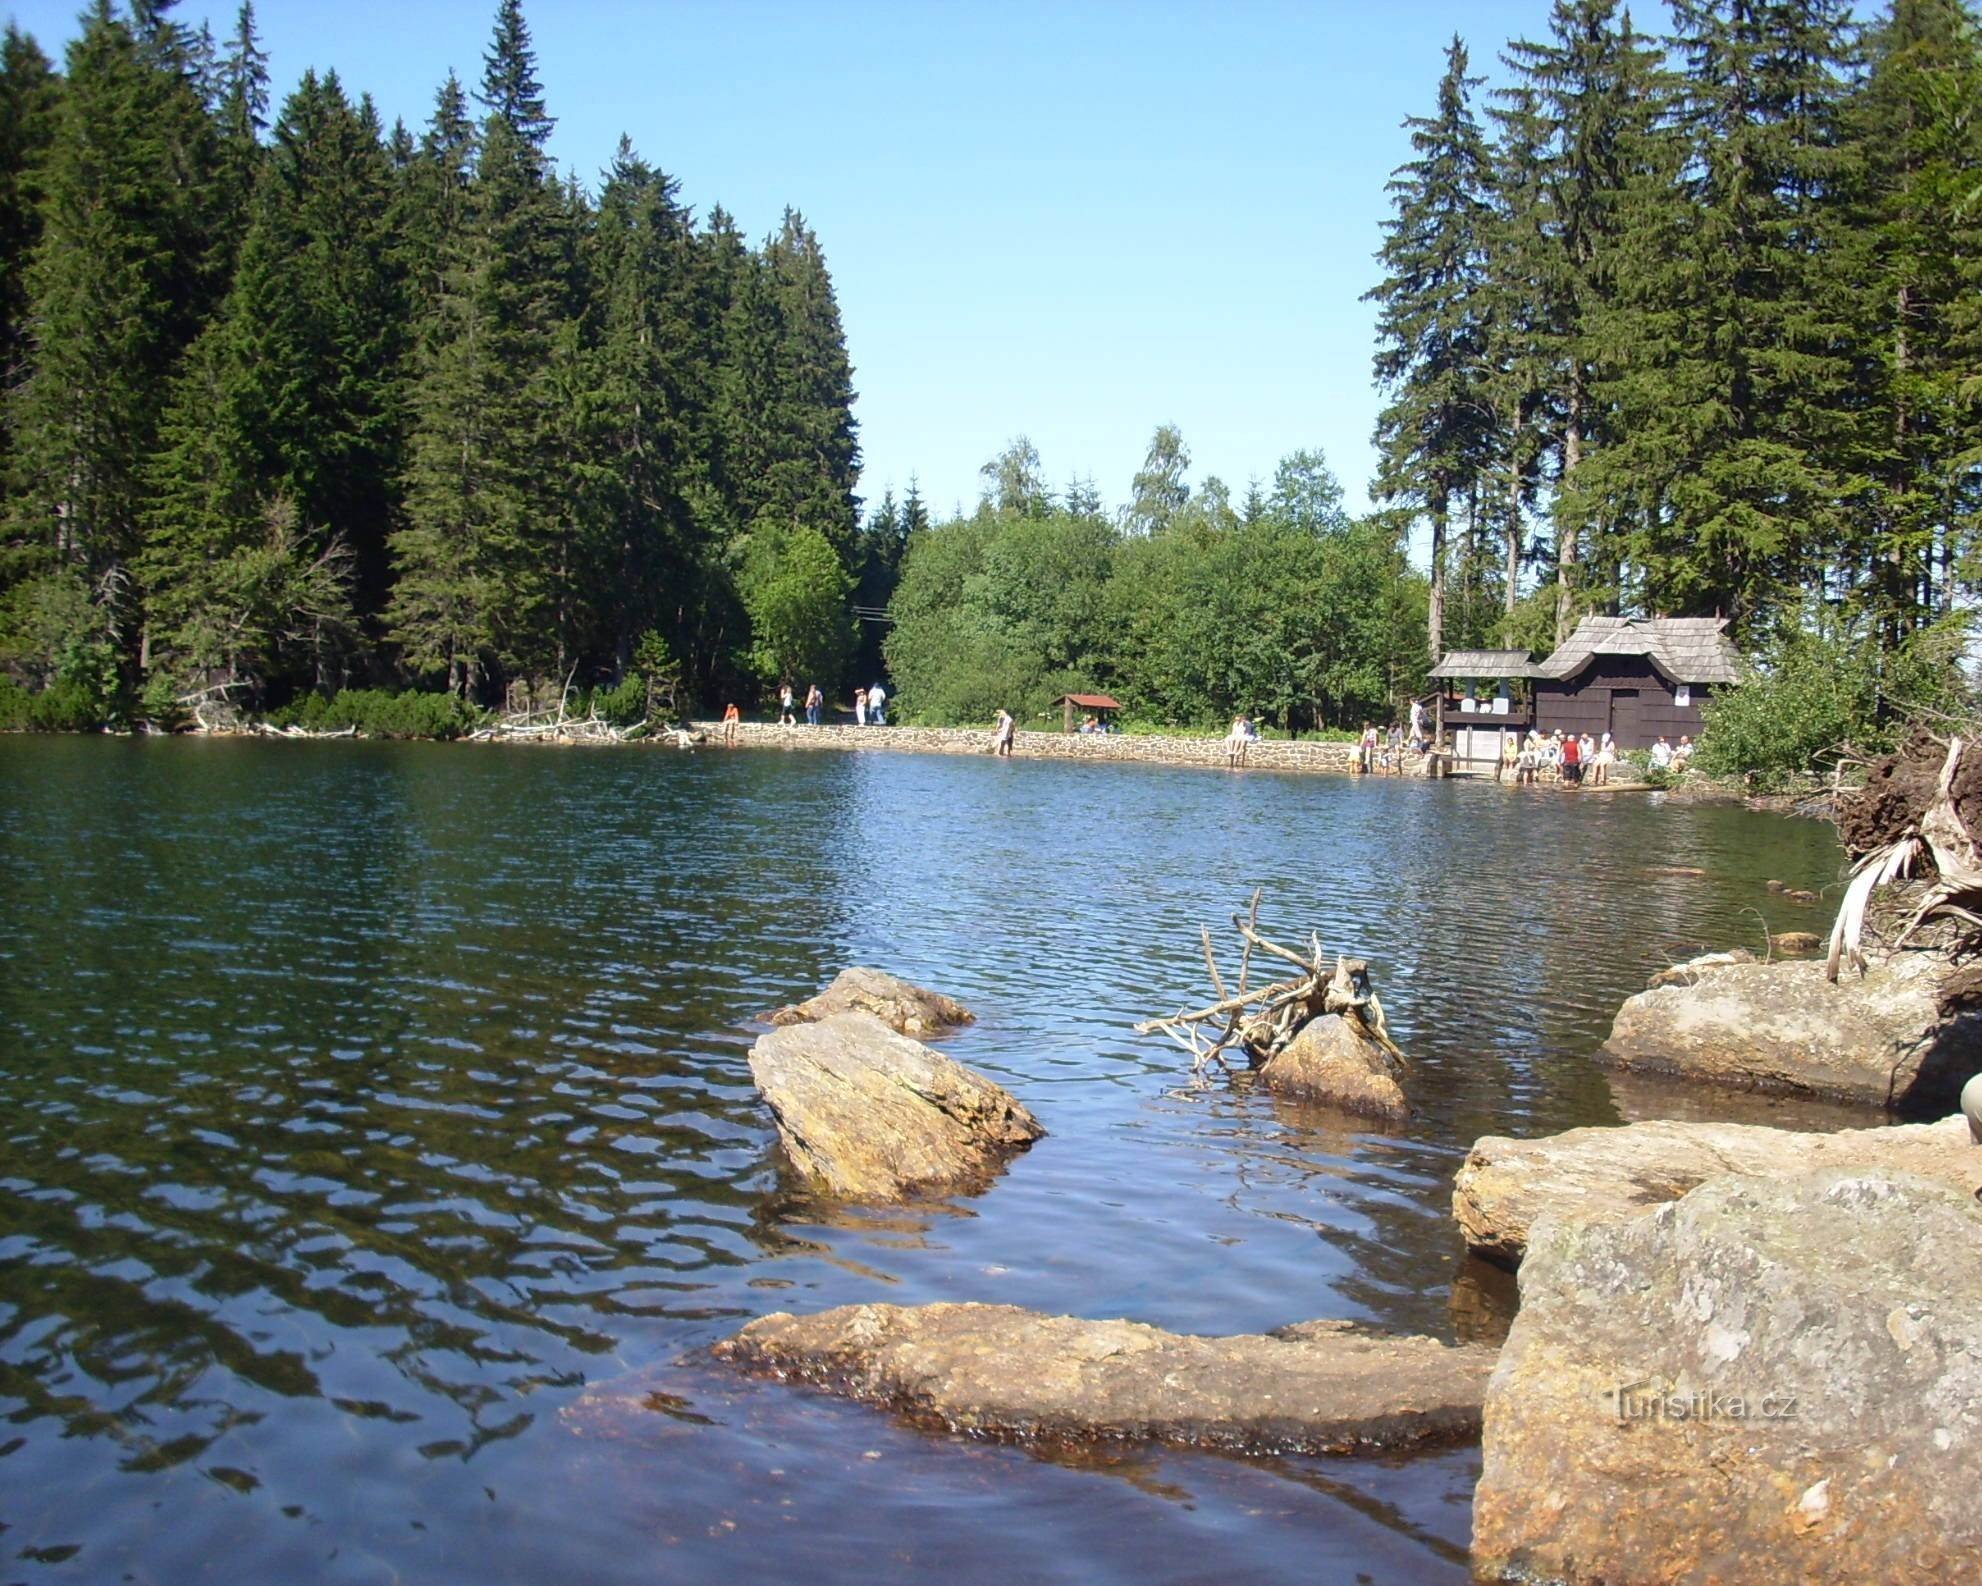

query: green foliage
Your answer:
[887,446,1426,732]
[740,522,852,686]
[270,687,482,739]
[1696,609,1973,785]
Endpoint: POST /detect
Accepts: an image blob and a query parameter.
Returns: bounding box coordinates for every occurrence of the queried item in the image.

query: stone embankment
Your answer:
[710,1301,1495,1456]
[691,720,1361,774]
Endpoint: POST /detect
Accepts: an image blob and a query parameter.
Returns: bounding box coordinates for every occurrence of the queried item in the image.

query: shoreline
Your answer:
[680,720,1691,791]
[14,718,1809,804]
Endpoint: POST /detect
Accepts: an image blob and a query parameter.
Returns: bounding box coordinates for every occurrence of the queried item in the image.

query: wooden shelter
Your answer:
[1427,649,1535,766]
[1531,617,1740,748]
[1056,692,1122,733]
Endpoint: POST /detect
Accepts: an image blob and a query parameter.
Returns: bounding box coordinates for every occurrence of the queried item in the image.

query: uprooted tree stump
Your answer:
[1828,730,1982,981]
[1135,891,1407,1114]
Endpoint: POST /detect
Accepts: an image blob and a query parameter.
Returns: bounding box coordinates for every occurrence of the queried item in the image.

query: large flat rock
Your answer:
[1474,1168,1982,1585]
[1600,948,1982,1112]
[712,1301,1494,1456]
[747,1012,1041,1200]
[1453,1113,1981,1268]
[765,967,974,1037]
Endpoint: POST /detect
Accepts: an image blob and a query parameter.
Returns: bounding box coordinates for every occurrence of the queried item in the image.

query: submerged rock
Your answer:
[765,967,974,1037]
[1769,930,1823,956]
[1453,1113,1979,1268]
[1255,1013,1408,1120]
[1601,948,1982,1112]
[747,1012,1041,1200]
[1645,948,1754,989]
[1473,1168,1982,1586]
[712,1301,1493,1455]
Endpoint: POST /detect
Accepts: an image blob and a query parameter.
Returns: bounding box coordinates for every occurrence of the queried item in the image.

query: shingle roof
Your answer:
[1428,648,1536,680]
[1534,616,1742,685]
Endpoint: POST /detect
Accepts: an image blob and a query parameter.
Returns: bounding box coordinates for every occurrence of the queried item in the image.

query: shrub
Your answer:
[270,688,483,739]
[1696,610,1972,789]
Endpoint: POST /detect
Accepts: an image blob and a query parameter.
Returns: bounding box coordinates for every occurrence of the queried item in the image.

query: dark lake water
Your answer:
[0,737,1845,1585]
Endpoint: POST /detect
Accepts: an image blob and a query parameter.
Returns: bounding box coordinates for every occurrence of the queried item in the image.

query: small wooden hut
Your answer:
[1427,649,1534,766]
[1056,692,1121,733]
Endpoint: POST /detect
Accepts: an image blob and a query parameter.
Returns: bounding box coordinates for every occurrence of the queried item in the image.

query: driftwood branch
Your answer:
[1136,893,1404,1086]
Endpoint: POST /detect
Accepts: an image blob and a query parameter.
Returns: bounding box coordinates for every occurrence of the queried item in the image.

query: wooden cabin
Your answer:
[1432,618,1740,754]
[1531,617,1739,749]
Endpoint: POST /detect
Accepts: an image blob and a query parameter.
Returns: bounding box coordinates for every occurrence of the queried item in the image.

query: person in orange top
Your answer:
[722,702,740,747]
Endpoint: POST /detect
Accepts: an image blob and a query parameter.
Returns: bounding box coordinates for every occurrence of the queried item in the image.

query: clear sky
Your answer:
[8,0,1557,521]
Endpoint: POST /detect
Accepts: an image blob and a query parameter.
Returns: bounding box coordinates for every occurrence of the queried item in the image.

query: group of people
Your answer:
[1501,728,1616,786]
[763,681,887,728]
[1354,721,1410,774]
[719,681,889,744]
[1224,713,1260,766]
[1649,735,1693,772]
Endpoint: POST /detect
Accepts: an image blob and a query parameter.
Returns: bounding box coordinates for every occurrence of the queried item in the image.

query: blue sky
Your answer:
[9,0,1559,520]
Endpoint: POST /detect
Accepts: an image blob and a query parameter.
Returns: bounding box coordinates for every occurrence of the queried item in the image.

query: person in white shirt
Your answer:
[867,682,887,725]
[1650,736,1673,770]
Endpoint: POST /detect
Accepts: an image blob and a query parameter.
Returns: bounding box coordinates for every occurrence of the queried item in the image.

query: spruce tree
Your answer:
[1837,0,1982,636]
[390,0,576,691]
[1366,35,1497,663]
[0,26,59,420]
[1587,0,1858,629]
[1492,0,1667,634]
[6,6,222,670]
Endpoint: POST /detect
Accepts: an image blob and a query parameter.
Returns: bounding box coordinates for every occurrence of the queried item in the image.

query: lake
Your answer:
[0,736,1844,1584]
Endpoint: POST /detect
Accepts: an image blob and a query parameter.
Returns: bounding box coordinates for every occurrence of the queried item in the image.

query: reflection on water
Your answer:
[0,738,1841,1584]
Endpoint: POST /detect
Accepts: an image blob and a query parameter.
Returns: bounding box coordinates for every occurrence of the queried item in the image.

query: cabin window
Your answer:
[1675,684,1691,708]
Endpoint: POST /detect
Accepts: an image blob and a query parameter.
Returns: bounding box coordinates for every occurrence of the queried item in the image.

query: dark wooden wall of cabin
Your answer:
[1533,655,1708,749]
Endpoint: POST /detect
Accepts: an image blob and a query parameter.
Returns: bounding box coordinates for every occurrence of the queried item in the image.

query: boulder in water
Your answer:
[1473,1168,1982,1586]
[765,967,974,1037]
[1601,949,1982,1112]
[1255,1013,1408,1120]
[747,1012,1040,1200]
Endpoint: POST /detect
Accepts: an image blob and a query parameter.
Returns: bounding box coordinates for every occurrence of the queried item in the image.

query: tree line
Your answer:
[0,0,861,727]
[881,434,1427,732]
[1367,0,1982,670]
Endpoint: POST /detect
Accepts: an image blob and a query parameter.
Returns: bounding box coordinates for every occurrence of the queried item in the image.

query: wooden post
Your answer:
[1062,697,1074,734]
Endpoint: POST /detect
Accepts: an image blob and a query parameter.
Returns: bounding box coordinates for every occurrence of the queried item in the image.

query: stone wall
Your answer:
[687,720,1364,776]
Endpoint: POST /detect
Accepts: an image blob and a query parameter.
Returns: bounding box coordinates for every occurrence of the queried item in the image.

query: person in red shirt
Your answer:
[1560,730,1582,786]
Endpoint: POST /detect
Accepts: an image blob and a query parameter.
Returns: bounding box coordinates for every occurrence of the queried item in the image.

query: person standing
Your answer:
[804,684,822,726]
[721,702,740,747]
[1409,696,1426,751]
[992,707,1015,757]
[778,683,796,726]
[868,681,887,726]
[1560,730,1582,786]
[1226,714,1254,769]
[854,688,867,728]
[1591,732,1614,786]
